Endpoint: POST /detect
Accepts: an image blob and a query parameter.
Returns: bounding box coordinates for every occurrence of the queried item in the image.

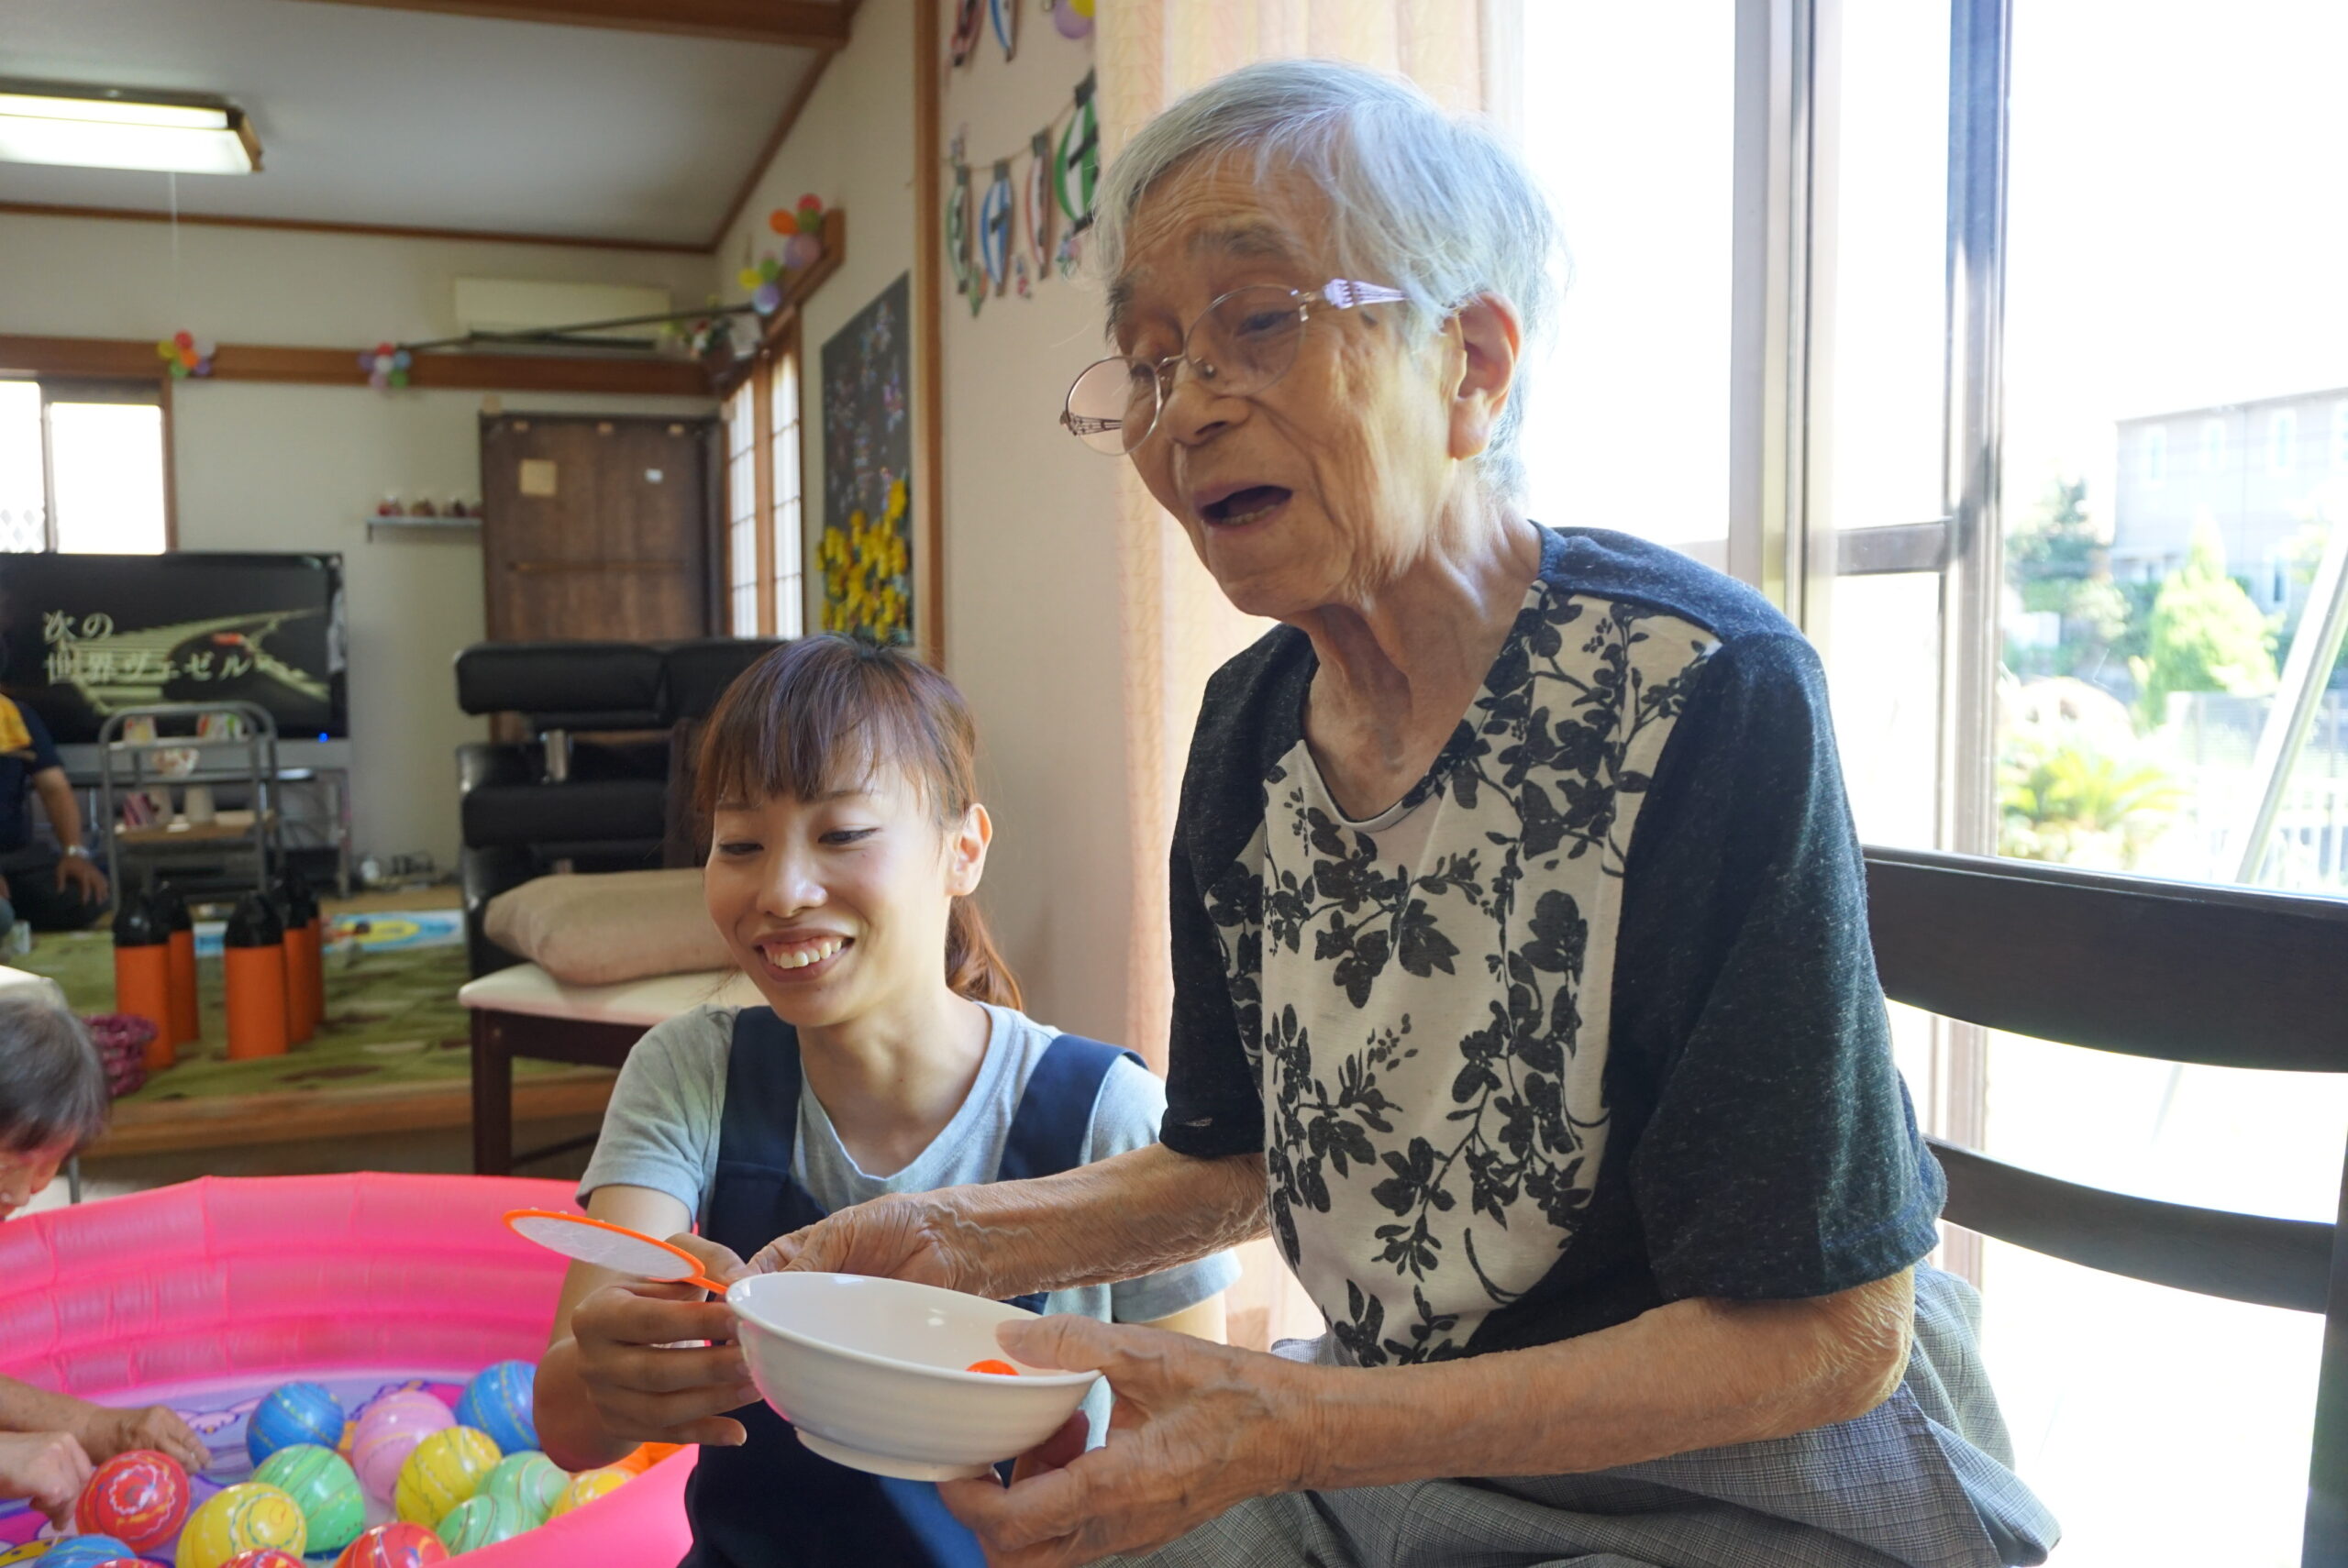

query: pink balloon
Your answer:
[1052,0,1091,38]
[784,233,822,270]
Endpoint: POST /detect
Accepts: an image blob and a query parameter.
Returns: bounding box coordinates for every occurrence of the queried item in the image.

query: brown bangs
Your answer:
[694,635,976,825]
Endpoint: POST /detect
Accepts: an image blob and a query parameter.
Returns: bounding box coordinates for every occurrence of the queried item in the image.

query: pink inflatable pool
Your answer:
[0,1173,692,1565]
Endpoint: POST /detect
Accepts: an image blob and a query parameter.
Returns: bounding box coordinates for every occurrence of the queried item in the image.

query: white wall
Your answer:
[0,212,715,869]
[712,0,1134,1041]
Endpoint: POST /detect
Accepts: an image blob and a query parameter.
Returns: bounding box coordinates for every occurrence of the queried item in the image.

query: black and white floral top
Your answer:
[1161,526,1945,1365]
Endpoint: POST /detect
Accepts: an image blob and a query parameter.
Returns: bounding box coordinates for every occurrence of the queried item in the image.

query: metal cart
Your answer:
[96,701,282,903]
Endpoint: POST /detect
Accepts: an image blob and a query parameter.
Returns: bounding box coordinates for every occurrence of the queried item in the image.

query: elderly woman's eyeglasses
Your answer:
[1060,279,1409,456]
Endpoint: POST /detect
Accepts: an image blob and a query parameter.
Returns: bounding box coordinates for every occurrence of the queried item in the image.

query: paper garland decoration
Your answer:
[1053,71,1100,233]
[156,330,215,380]
[949,0,984,66]
[944,72,1097,303]
[947,134,978,315]
[990,0,1017,61]
[1024,130,1054,272]
[980,160,1014,297]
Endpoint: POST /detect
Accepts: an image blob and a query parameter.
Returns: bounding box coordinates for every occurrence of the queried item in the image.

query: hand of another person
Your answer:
[748,1189,992,1295]
[71,1400,208,1472]
[55,855,107,903]
[937,1317,1320,1568]
[0,1430,94,1529]
[567,1234,762,1448]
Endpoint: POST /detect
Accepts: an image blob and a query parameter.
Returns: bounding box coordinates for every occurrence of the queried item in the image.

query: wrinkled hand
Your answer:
[749,1189,991,1295]
[569,1233,762,1448]
[937,1317,1319,1568]
[55,856,106,903]
[72,1401,207,1472]
[0,1430,94,1528]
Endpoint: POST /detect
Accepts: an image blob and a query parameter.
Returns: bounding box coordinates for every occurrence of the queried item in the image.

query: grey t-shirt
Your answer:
[579,1001,1240,1327]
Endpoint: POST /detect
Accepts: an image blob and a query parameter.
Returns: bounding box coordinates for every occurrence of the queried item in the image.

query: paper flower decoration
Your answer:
[818,476,913,642]
[156,330,216,379]
[357,342,411,391]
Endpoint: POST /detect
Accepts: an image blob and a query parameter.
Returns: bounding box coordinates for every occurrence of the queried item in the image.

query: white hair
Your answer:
[1091,57,1561,500]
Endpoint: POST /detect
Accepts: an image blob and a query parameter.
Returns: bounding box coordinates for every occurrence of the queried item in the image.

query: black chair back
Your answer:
[1864,846,2348,1567]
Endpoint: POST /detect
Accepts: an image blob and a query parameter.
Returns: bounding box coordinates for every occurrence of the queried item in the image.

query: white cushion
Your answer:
[458,963,761,1028]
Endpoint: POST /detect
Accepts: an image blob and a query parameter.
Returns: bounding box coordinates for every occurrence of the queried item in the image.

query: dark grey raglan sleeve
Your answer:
[1611,630,1944,1302]
[1158,833,1266,1159]
[1156,629,1311,1162]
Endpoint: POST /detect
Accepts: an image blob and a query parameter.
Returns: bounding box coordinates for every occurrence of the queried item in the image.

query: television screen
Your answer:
[0,552,348,744]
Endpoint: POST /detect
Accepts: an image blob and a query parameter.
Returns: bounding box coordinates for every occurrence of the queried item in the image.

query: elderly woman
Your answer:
[703,60,2057,1568]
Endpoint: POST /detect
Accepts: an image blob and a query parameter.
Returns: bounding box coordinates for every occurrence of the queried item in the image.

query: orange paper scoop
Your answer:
[504,1209,730,1294]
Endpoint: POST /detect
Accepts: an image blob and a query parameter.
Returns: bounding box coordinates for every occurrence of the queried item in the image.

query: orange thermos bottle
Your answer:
[112,891,175,1071]
[224,890,290,1061]
[275,871,318,1045]
[151,881,199,1047]
[279,867,325,1041]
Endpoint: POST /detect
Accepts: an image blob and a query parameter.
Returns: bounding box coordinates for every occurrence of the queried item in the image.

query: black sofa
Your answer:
[454,637,782,975]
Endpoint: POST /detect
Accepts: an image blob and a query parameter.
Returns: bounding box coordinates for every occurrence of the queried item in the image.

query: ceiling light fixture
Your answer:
[0,82,261,176]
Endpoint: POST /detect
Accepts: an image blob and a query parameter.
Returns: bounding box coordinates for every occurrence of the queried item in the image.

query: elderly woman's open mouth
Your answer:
[1193,482,1292,526]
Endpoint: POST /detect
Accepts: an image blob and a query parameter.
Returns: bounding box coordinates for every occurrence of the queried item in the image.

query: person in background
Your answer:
[0,696,107,940]
[0,994,209,1526]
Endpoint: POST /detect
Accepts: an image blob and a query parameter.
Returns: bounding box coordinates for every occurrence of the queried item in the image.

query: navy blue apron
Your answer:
[681,1006,1140,1568]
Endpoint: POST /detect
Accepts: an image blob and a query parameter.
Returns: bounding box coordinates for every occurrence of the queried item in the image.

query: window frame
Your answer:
[715,316,808,638]
[0,373,177,554]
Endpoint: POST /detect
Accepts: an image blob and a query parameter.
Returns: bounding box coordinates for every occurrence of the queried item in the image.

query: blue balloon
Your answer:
[39,1537,136,1568]
[248,1379,346,1467]
[455,1360,537,1454]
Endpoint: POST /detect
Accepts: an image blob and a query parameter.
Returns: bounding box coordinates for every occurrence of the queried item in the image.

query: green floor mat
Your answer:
[17,922,579,1101]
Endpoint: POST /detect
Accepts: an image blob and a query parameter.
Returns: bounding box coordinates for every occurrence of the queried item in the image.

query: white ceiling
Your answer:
[0,0,836,247]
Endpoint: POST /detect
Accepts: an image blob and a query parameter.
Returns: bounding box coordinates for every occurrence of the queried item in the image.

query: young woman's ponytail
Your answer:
[944,898,1022,1010]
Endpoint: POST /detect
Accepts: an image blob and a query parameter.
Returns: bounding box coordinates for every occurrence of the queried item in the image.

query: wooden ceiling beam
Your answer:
[282,0,851,49]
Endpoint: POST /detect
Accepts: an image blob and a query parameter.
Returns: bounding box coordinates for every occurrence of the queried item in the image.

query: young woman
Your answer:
[0,994,211,1526]
[536,635,1235,1568]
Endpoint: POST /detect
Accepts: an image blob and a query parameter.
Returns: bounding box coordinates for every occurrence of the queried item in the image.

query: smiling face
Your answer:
[0,1140,72,1220]
[703,765,990,1032]
[1111,156,1476,622]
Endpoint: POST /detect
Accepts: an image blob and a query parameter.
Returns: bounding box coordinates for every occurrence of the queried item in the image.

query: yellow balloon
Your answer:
[737,267,764,292]
[1070,0,1093,15]
[176,1482,307,1568]
[546,1465,630,1519]
[393,1425,502,1525]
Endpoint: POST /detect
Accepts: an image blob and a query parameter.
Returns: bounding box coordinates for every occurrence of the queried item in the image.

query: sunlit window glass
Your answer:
[1512,2,1733,566]
[49,403,164,554]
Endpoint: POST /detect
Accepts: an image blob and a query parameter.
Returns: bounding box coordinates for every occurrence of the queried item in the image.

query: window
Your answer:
[2332,402,2348,469]
[0,379,169,553]
[2142,425,2166,486]
[1985,4,2347,1558]
[767,338,803,636]
[719,324,806,638]
[724,378,758,635]
[1511,2,1733,564]
[2270,407,2298,474]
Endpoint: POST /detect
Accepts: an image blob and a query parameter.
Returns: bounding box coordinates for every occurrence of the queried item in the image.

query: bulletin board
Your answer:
[817,272,914,644]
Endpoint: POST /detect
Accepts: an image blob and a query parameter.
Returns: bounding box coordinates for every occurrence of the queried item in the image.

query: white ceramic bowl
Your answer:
[727,1272,1099,1480]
